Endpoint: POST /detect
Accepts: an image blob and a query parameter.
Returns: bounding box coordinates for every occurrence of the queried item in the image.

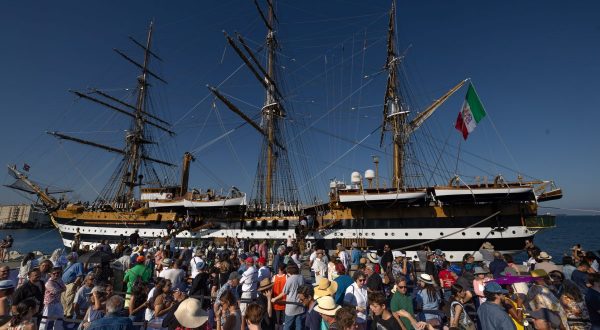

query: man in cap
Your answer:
[477,282,516,329]
[159,259,186,290]
[256,257,271,282]
[61,252,84,318]
[391,251,413,288]
[123,255,151,308]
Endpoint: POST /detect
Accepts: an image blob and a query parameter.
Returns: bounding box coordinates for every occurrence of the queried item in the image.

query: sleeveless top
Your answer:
[450,301,474,329]
[272,274,287,311]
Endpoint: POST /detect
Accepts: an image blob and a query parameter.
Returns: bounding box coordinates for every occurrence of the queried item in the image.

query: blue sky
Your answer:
[1,1,599,214]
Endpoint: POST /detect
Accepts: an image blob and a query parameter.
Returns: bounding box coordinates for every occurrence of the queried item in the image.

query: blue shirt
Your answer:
[87,313,134,330]
[334,275,354,305]
[477,301,516,330]
[351,249,361,265]
[62,262,84,284]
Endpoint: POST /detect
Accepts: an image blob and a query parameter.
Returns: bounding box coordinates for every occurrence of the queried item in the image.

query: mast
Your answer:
[264,0,278,206]
[180,152,195,197]
[381,0,407,190]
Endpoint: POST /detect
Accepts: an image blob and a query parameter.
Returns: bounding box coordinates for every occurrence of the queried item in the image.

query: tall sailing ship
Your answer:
[316,1,562,261]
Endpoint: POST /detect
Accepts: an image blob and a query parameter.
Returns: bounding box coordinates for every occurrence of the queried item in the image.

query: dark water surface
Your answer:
[1,216,598,260]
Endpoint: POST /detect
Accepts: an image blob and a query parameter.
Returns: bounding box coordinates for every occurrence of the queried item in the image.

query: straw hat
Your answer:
[530,269,548,278]
[314,278,338,299]
[481,242,494,249]
[174,298,208,328]
[161,258,173,267]
[257,277,274,292]
[313,296,341,316]
[367,252,380,264]
[418,273,435,285]
[0,280,15,290]
[538,251,552,260]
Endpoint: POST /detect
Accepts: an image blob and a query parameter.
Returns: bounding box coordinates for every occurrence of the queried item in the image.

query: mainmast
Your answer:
[380,0,407,190]
[263,0,279,206]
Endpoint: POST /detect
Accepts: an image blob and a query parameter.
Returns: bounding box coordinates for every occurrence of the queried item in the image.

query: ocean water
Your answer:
[1,216,598,260]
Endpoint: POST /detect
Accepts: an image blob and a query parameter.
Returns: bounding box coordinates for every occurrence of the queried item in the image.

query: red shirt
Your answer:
[438,269,457,289]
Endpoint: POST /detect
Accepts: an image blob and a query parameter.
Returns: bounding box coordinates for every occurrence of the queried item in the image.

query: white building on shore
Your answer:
[0,204,50,228]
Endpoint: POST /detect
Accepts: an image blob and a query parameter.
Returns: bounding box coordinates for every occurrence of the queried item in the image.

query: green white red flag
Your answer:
[455,84,486,140]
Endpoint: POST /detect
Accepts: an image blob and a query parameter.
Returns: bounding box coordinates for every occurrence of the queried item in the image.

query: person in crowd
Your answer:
[7,297,39,330]
[12,269,44,320]
[335,306,358,330]
[337,243,351,273]
[477,282,516,329]
[217,260,232,289]
[297,285,319,330]
[80,286,107,330]
[128,281,148,328]
[380,244,393,274]
[557,277,591,330]
[216,290,241,330]
[189,259,209,301]
[159,259,185,291]
[527,269,569,329]
[415,273,442,327]
[369,291,402,330]
[40,267,66,330]
[561,256,577,282]
[314,296,341,329]
[87,295,134,330]
[364,263,383,295]
[529,308,562,330]
[311,250,328,283]
[502,254,521,275]
[424,252,438,285]
[351,242,361,268]
[289,247,302,269]
[535,251,560,273]
[129,230,140,247]
[243,303,263,330]
[257,257,271,283]
[74,273,96,319]
[271,247,286,275]
[344,270,368,330]
[258,240,268,261]
[1,235,13,263]
[214,272,241,319]
[61,252,85,318]
[189,249,204,280]
[585,273,600,329]
[38,260,53,284]
[271,264,287,329]
[489,252,509,279]
[17,252,38,287]
[390,276,414,330]
[572,261,591,294]
[391,251,413,290]
[526,248,541,271]
[449,284,475,330]
[148,279,174,329]
[438,261,458,302]
[254,277,274,330]
[239,257,258,325]
[585,252,600,273]
[94,261,114,286]
[334,263,354,306]
[0,280,15,317]
[123,255,151,308]
[472,267,490,305]
[271,265,303,330]
[0,265,10,281]
[160,287,188,330]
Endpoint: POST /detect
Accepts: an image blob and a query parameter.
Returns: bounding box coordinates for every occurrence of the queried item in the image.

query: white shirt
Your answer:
[240,266,258,293]
[159,268,186,289]
[344,282,368,322]
[190,256,204,278]
[338,250,350,271]
[312,258,327,280]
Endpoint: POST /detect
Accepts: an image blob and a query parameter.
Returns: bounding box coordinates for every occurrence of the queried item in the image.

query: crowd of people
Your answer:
[0,230,599,330]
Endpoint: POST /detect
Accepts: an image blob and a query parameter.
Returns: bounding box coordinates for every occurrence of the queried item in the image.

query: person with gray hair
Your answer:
[87,295,134,330]
[74,273,96,319]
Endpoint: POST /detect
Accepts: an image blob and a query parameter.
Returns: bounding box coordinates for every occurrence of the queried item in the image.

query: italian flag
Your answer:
[455,84,486,140]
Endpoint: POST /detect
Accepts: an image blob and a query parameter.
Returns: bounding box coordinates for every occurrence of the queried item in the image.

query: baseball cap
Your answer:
[257,257,266,264]
[245,257,254,263]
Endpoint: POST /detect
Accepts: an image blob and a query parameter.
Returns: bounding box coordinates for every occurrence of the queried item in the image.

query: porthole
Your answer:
[418,232,422,236]
[353,233,356,236]
[491,232,495,236]
[462,232,466,236]
[385,233,388,236]
[404,233,408,236]
[340,233,343,236]
[359,233,362,236]
[512,230,516,234]
[371,233,375,236]
[476,232,480,235]
[440,232,444,236]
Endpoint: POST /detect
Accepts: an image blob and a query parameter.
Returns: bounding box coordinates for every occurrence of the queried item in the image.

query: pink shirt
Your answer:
[44,278,66,305]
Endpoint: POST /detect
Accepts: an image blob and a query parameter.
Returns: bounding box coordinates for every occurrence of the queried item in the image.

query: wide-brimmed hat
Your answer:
[313,296,341,316]
[367,252,380,264]
[474,267,488,275]
[257,277,274,291]
[161,258,173,267]
[174,298,208,328]
[484,282,508,294]
[418,273,435,285]
[132,246,143,254]
[481,242,494,249]
[313,278,338,299]
[538,251,552,260]
[0,280,15,290]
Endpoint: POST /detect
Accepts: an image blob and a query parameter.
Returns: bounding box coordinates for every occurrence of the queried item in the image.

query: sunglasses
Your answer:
[397,286,407,289]
[357,278,366,282]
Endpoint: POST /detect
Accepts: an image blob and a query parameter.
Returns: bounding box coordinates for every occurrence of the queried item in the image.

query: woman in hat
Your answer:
[472,267,490,305]
[7,297,39,330]
[343,270,368,329]
[254,277,274,330]
[415,273,441,327]
[0,280,15,317]
[173,298,209,330]
[80,286,107,330]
